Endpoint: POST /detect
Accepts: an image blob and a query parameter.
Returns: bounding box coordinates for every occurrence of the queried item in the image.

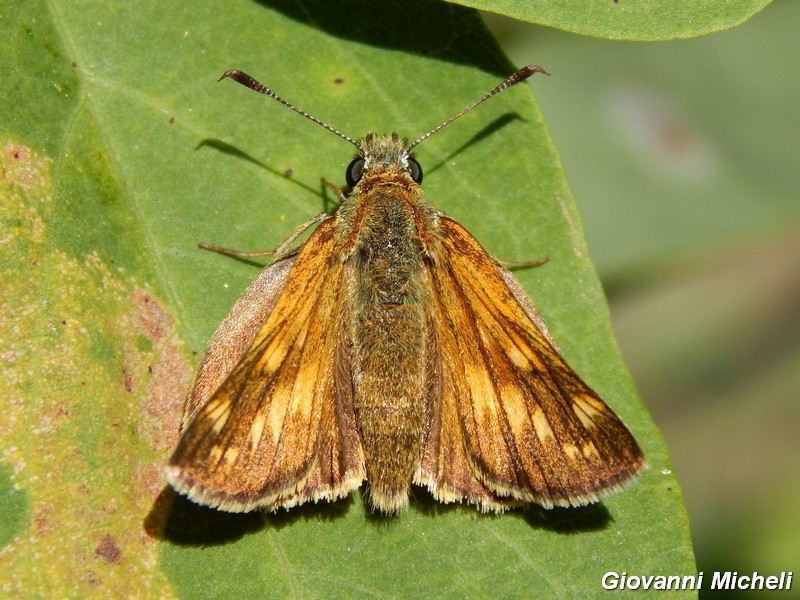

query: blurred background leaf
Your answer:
[459,0,771,40]
[486,0,799,596]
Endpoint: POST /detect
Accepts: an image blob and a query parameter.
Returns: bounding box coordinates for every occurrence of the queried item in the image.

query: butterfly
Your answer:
[165,66,645,514]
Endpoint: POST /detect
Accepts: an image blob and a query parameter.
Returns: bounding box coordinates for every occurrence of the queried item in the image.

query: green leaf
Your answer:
[1,0,692,597]
[456,0,772,40]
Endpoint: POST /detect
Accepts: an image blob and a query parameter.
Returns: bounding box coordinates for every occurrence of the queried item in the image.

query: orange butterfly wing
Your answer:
[166,217,365,512]
[417,216,644,511]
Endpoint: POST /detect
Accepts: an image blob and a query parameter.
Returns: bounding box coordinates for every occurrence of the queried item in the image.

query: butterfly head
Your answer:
[346,133,422,189]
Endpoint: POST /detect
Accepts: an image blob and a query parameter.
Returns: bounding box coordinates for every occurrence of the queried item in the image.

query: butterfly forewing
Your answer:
[419,216,644,510]
[166,217,366,512]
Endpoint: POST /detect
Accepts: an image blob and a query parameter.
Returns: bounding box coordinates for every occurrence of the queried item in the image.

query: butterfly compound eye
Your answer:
[346,157,365,188]
[408,157,423,183]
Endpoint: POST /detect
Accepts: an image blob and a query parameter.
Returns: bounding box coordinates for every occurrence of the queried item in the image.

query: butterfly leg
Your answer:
[198,212,329,260]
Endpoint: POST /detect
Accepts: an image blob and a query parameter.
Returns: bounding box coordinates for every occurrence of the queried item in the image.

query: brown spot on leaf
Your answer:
[34,503,53,536]
[131,290,172,343]
[95,534,122,564]
[3,141,50,190]
[117,289,190,487]
[136,464,167,500]
[122,365,134,392]
[37,405,71,435]
[140,342,189,452]
[7,143,29,162]
[114,289,192,487]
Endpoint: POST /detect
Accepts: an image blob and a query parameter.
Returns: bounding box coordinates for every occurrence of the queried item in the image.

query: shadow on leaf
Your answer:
[520,503,612,533]
[145,485,358,545]
[145,487,265,545]
[253,0,513,76]
[412,484,613,532]
[197,138,323,198]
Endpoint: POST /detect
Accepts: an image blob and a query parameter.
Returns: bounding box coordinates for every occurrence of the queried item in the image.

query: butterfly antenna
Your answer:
[220,69,360,150]
[408,65,549,151]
